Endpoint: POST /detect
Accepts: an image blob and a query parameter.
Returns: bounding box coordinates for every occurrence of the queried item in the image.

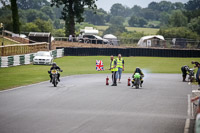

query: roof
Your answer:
[103,34,117,39]
[28,32,51,37]
[138,35,165,46]
[80,27,99,35]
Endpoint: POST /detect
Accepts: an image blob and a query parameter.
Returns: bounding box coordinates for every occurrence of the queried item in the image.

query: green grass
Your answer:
[0,56,199,90]
[0,37,18,45]
[96,26,159,35]
[125,27,159,34]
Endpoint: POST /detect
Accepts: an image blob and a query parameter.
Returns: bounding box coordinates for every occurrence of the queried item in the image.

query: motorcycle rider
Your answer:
[48,62,62,82]
[132,67,144,87]
[181,65,189,82]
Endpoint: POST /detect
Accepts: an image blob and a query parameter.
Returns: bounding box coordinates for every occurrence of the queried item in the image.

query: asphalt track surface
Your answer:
[0,73,192,133]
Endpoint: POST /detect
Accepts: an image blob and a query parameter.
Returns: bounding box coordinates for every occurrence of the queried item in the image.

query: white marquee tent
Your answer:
[103,34,118,45]
[137,35,165,47]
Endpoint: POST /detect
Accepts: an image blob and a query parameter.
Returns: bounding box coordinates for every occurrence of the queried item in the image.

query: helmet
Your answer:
[135,67,141,73]
[52,62,56,67]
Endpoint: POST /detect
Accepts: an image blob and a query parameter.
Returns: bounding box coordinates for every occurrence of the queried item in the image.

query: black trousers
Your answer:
[112,71,117,85]
[181,67,187,77]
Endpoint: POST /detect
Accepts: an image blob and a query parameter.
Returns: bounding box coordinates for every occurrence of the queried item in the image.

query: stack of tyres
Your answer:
[14,55,20,66]
[1,57,8,67]
[25,54,30,64]
[52,50,57,58]
[19,55,25,65]
[62,48,64,57]
[56,49,63,58]
[30,54,34,62]
[8,56,14,66]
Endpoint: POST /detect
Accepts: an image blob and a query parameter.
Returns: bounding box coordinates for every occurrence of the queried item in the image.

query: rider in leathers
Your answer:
[132,67,144,87]
[48,62,62,82]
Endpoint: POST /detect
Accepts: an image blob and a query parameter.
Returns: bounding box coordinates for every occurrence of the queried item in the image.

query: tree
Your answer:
[148,2,159,10]
[10,0,20,34]
[52,29,65,37]
[159,12,170,26]
[141,8,160,20]
[17,0,50,10]
[54,19,64,29]
[158,1,173,12]
[138,18,147,27]
[51,0,97,36]
[25,9,50,22]
[169,10,188,27]
[21,19,53,32]
[84,8,107,25]
[34,19,53,32]
[109,16,124,25]
[185,0,200,10]
[128,16,147,27]
[131,5,142,16]
[41,6,55,20]
[110,3,126,17]
[128,15,139,27]
[172,2,184,10]
[21,23,40,32]
[157,27,199,40]
[103,25,127,36]
[188,16,200,35]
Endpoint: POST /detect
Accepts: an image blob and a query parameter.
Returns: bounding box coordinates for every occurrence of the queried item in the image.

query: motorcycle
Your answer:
[188,68,195,82]
[132,73,141,89]
[49,69,62,87]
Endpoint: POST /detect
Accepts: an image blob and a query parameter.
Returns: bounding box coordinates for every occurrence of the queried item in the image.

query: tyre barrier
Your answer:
[0,48,64,68]
[60,47,200,57]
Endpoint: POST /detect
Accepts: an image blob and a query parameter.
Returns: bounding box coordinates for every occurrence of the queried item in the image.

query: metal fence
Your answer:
[54,37,200,49]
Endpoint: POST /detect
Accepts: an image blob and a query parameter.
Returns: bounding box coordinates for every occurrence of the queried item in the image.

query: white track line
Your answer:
[184,94,191,133]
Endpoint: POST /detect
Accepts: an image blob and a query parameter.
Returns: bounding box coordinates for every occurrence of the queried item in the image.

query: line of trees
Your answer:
[0,0,200,40]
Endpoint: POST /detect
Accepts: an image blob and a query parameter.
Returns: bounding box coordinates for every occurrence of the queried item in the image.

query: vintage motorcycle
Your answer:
[188,68,195,82]
[49,69,62,87]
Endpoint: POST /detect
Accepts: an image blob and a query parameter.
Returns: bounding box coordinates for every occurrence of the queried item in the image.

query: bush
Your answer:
[103,25,127,36]
[157,27,200,40]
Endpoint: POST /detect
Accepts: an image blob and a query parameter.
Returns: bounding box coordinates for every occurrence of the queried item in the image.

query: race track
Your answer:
[0,73,192,133]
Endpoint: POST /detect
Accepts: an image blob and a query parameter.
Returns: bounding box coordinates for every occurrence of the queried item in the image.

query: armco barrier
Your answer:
[60,47,200,57]
[0,48,64,67]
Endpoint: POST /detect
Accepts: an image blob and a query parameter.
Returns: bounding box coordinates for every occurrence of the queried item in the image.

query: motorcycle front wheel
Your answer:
[53,78,57,87]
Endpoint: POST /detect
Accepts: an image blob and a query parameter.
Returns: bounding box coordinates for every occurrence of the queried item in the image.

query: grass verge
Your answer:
[95,26,159,35]
[0,56,199,90]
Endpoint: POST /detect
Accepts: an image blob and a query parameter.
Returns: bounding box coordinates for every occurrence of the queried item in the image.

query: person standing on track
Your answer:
[181,65,189,82]
[110,55,118,86]
[192,61,200,89]
[116,54,124,83]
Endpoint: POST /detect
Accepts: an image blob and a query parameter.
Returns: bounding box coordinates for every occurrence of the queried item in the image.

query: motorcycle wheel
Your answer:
[53,78,57,87]
[136,84,139,89]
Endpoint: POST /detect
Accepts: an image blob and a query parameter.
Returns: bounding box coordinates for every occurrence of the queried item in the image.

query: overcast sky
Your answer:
[96,0,189,12]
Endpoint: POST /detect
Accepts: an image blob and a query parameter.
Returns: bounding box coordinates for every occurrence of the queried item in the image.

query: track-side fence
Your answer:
[0,42,49,56]
[61,47,200,57]
[0,48,64,68]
